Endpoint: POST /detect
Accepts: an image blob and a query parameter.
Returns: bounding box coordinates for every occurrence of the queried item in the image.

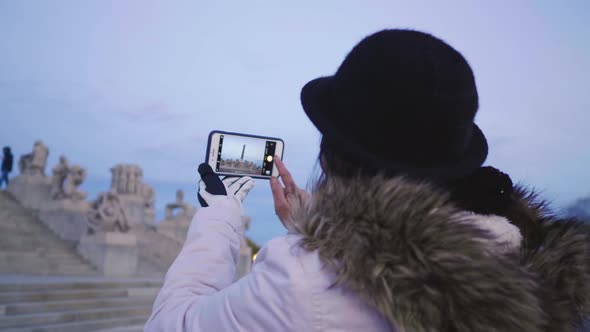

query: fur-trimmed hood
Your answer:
[293,176,590,332]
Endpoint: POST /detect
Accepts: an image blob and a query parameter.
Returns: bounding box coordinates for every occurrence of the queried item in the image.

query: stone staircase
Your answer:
[0,191,163,330]
[0,191,96,275]
[0,278,160,331]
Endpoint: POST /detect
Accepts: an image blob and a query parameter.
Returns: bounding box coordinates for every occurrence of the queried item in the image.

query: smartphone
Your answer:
[206,130,285,179]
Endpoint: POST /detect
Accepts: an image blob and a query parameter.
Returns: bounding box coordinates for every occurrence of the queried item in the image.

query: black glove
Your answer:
[197,164,227,207]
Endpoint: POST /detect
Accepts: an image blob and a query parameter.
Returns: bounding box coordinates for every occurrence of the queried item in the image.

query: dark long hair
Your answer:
[315,137,514,217]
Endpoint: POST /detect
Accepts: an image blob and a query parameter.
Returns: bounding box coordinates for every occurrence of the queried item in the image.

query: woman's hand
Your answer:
[197,164,254,213]
[269,157,311,232]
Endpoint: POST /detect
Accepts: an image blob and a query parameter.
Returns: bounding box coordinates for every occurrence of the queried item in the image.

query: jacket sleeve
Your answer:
[144,206,311,332]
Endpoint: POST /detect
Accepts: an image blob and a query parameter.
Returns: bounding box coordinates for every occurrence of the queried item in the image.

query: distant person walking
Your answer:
[1,146,14,188]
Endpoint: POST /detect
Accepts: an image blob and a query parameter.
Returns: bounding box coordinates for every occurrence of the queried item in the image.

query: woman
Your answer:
[145,30,589,331]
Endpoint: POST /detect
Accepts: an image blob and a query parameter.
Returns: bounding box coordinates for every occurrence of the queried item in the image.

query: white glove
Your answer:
[198,176,255,215]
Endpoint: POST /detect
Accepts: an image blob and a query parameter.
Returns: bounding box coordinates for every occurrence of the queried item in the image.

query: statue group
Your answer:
[87,192,130,233]
[6,140,255,278]
[51,156,87,201]
[111,164,144,195]
[7,141,87,212]
[105,164,156,227]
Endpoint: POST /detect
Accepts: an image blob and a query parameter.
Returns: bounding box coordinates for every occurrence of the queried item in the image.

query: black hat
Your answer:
[301,29,488,181]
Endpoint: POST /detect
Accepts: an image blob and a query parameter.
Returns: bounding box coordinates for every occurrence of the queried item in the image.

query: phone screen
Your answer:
[214,134,280,177]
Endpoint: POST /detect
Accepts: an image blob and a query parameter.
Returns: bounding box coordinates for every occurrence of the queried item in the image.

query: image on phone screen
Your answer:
[215,134,277,176]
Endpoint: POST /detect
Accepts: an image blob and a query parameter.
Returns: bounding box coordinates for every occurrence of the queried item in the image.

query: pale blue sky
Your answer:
[1,1,589,245]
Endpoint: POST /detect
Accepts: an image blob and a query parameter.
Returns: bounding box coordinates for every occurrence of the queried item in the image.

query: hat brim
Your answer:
[301,76,488,181]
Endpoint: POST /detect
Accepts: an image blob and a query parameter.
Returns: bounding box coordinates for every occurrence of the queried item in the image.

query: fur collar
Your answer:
[293,176,590,332]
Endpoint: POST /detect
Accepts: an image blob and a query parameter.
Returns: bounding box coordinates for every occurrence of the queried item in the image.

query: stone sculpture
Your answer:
[19,140,49,176]
[158,189,196,243]
[50,157,87,201]
[117,166,128,193]
[40,161,89,244]
[64,165,87,201]
[127,166,138,194]
[80,192,138,277]
[8,140,52,210]
[165,190,193,219]
[87,192,130,233]
[111,164,146,195]
[141,183,156,221]
[110,166,118,190]
[50,156,69,199]
[108,164,155,226]
[143,184,155,206]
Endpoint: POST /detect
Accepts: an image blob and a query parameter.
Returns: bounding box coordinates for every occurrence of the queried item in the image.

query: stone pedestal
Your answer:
[135,228,182,270]
[78,232,138,277]
[7,175,52,210]
[118,195,154,227]
[157,216,191,244]
[38,200,90,245]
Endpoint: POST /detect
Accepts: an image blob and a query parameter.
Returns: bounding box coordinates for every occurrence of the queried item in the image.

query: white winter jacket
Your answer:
[144,205,391,331]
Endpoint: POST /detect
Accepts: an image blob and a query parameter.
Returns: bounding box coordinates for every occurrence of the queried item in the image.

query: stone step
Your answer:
[0,245,74,253]
[0,217,44,223]
[0,253,82,264]
[0,228,69,236]
[0,289,130,304]
[0,264,93,274]
[0,248,74,256]
[0,214,46,222]
[0,305,152,329]
[0,281,162,293]
[0,235,72,246]
[95,325,146,332]
[0,314,149,332]
[0,224,46,230]
[0,239,77,250]
[0,269,96,277]
[0,227,47,234]
[0,223,49,232]
[0,223,44,230]
[0,251,83,262]
[0,251,78,259]
[0,244,74,254]
[0,207,36,215]
[0,267,97,276]
[0,251,81,260]
[1,296,155,315]
[0,261,96,274]
[0,232,67,242]
[0,190,104,276]
[0,219,41,228]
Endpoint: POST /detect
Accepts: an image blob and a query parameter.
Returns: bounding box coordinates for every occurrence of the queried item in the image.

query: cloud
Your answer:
[114,101,190,123]
[136,133,208,156]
